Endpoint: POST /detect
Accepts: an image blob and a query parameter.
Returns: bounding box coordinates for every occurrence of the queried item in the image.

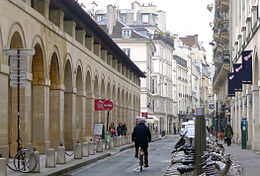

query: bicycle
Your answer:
[7,138,38,173]
[139,147,144,171]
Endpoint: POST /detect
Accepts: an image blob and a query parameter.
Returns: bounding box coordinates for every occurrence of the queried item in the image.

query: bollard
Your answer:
[88,142,95,155]
[46,148,56,168]
[82,142,89,157]
[74,143,82,159]
[96,140,103,152]
[30,151,40,173]
[0,158,7,176]
[109,138,114,149]
[195,108,206,175]
[114,136,120,147]
[119,136,122,146]
[57,146,65,164]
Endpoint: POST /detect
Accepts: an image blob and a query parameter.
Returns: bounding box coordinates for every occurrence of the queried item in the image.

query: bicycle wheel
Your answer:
[14,149,37,173]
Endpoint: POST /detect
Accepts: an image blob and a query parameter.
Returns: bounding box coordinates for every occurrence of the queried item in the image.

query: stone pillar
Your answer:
[234,97,239,143]
[246,88,253,148]
[64,21,76,38]
[93,44,101,58]
[246,17,252,37]
[32,0,50,18]
[238,95,242,144]
[76,30,86,46]
[231,98,235,143]
[85,36,94,52]
[56,146,65,164]
[32,83,50,153]
[74,143,82,159]
[0,71,9,158]
[85,93,94,137]
[49,88,64,149]
[251,6,258,28]
[49,10,64,30]
[76,92,84,143]
[82,142,89,157]
[252,84,260,150]
[0,158,6,176]
[30,151,40,172]
[101,50,107,62]
[96,139,103,152]
[88,141,95,155]
[64,90,76,150]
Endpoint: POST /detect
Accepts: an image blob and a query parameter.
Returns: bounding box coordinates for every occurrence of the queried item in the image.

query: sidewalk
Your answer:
[7,135,161,176]
[224,142,260,176]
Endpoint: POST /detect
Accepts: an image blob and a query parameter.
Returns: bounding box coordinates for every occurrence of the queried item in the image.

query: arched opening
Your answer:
[8,32,25,157]
[125,92,129,134]
[64,60,73,149]
[106,82,112,123]
[112,84,117,126]
[85,71,92,137]
[76,66,83,142]
[49,52,61,149]
[31,43,46,153]
[94,76,99,123]
[121,89,125,124]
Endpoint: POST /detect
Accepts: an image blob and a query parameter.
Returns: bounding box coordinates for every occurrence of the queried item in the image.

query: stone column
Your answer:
[246,88,253,148]
[49,88,64,149]
[0,69,9,158]
[234,96,239,143]
[238,94,242,144]
[32,82,50,153]
[85,93,94,138]
[64,89,76,150]
[252,84,260,150]
[76,92,84,142]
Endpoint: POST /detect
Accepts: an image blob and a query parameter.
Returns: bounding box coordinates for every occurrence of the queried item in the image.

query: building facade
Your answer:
[94,1,175,135]
[0,0,144,158]
[212,0,260,150]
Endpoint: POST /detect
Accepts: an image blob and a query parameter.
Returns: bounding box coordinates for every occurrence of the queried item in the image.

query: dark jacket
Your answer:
[117,125,121,136]
[132,123,151,148]
[224,125,233,138]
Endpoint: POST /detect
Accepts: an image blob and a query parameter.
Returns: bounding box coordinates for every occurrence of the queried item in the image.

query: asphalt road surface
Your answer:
[65,135,179,176]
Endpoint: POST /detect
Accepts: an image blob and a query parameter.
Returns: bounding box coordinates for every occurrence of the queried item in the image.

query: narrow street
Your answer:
[65,136,179,176]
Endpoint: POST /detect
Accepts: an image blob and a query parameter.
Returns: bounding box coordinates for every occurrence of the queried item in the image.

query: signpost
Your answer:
[4,48,35,155]
[103,100,113,131]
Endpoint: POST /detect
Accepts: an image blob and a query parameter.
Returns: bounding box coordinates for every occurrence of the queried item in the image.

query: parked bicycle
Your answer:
[7,138,38,173]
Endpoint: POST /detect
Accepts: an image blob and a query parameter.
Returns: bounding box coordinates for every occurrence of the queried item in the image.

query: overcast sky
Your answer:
[79,0,213,62]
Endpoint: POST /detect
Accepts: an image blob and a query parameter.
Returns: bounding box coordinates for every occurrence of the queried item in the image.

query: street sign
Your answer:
[103,100,113,111]
[3,48,35,56]
[95,99,106,111]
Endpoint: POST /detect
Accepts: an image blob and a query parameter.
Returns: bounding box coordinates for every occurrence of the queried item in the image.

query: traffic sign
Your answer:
[3,48,35,56]
[103,100,113,111]
[209,104,215,109]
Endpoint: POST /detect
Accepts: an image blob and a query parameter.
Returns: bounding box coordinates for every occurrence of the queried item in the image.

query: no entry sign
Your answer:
[103,100,113,111]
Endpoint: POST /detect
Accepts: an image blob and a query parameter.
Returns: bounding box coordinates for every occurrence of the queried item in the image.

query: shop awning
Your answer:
[147,115,159,123]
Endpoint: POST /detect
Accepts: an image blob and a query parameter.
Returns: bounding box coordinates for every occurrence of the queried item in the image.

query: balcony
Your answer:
[213,58,230,92]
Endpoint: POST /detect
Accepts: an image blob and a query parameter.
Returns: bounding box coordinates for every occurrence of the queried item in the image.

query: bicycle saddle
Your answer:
[177,165,195,174]
[181,159,195,165]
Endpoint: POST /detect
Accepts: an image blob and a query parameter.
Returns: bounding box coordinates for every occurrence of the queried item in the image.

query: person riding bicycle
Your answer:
[132,117,151,168]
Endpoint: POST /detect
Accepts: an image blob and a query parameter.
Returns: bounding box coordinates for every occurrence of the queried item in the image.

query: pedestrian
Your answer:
[224,121,233,146]
[132,117,151,168]
[109,122,116,138]
[117,122,122,136]
[121,123,127,136]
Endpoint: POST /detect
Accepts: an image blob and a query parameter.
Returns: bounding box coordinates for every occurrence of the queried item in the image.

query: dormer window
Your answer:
[122,29,131,38]
[120,14,126,23]
[142,14,149,24]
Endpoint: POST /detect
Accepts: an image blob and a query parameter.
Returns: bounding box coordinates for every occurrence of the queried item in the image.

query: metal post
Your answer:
[106,110,110,131]
[17,49,21,152]
[216,102,218,139]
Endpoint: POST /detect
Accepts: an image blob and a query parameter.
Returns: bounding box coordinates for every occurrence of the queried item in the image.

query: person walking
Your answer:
[132,117,151,167]
[224,121,233,146]
[121,123,127,136]
[109,122,116,138]
[117,122,122,136]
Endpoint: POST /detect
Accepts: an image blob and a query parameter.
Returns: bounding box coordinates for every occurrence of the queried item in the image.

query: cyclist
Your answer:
[132,117,151,167]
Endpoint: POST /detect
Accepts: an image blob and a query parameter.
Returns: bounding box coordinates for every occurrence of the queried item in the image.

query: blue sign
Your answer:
[242,50,253,84]
[234,64,243,91]
[228,72,235,97]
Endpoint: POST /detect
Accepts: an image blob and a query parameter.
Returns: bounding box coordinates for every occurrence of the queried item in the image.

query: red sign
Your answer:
[103,100,113,111]
[141,112,148,119]
[95,99,106,111]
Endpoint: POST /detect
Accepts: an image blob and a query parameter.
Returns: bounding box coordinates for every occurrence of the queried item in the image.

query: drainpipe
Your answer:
[229,0,233,71]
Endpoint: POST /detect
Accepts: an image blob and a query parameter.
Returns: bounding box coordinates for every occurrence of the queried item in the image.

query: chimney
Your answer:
[107,4,116,35]
[91,1,98,18]
[131,1,140,23]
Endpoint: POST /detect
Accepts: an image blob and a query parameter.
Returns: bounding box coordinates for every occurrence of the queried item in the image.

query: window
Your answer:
[142,14,149,24]
[151,78,157,94]
[97,15,105,22]
[123,48,130,57]
[120,14,126,23]
[122,29,131,38]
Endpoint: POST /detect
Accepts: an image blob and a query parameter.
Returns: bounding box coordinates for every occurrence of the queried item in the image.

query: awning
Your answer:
[147,115,159,123]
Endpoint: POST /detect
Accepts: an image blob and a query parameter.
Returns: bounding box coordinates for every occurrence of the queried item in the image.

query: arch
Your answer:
[64,59,73,149]
[48,45,62,83]
[49,52,61,149]
[31,42,46,153]
[93,74,100,123]
[75,65,83,142]
[8,30,25,157]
